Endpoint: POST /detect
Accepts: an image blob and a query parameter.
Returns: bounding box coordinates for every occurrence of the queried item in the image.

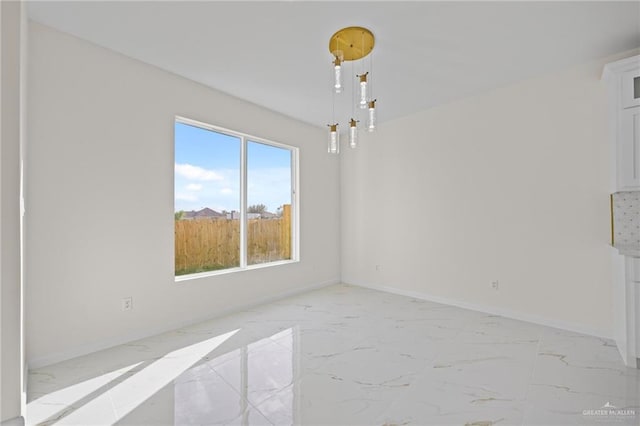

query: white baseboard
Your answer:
[30,278,611,369]
[28,278,338,369]
[1,416,24,426]
[349,281,612,339]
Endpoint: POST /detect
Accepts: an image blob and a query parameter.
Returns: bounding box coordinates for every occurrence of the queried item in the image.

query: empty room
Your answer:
[2,1,640,425]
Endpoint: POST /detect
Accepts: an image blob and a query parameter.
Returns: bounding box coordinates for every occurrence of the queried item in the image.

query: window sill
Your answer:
[174,259,299,283]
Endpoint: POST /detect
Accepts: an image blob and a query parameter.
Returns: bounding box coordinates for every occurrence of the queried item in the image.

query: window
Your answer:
[174,117,297,278]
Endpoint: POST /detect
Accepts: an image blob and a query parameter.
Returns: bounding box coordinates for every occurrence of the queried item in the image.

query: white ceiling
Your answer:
[28,1,640,128]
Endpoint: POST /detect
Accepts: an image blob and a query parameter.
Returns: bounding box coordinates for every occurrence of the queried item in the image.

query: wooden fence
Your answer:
[175,205,291,275]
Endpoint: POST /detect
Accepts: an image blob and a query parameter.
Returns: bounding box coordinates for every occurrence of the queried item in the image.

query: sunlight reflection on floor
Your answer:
[27,329,240,425]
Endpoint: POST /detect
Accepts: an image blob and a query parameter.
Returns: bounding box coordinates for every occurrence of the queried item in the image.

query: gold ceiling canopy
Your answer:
[328,27,375,61]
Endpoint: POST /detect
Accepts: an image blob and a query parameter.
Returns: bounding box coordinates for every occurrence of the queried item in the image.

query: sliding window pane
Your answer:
[174,122,240,275]
[247,141,292,265]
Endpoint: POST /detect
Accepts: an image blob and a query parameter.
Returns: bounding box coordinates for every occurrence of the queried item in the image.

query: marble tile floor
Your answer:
[27,284,640,426]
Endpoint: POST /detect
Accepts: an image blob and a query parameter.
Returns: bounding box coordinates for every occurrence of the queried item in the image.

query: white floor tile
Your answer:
[27,284,640,425]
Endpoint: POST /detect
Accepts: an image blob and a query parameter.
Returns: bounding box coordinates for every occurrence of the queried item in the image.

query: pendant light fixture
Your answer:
[327,26,377,154]
[357,72,369,109]
[333,54,343,94]
[328,123,339,154]
[349,118,359,148]
[367,99,377,132]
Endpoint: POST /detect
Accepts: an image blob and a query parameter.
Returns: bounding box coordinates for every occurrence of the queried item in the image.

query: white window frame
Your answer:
[174,116,299,282]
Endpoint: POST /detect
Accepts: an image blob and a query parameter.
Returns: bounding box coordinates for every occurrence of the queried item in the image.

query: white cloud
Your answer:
[175,163,223,181]
[175,193,198,202]
[186,183,203,191]
[220,188,233,195]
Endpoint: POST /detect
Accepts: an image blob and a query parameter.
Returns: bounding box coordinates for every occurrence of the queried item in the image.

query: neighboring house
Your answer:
[224,211,275,220]
[227,212,260,220]
[260,211,277,219]
[183,207,224,220]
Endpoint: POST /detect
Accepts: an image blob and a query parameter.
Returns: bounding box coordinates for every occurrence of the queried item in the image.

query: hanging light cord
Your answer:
[332,63,336,125]
[351,60,355,119]
[361,31,365,76]
[369,42,374,100]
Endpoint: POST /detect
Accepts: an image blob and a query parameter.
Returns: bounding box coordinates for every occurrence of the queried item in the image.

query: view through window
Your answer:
[174,119,296,276]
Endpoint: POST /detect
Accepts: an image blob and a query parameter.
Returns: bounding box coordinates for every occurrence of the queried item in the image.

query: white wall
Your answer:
[341,50,639,338]
[1,1,25,423]
[26,23,340,367]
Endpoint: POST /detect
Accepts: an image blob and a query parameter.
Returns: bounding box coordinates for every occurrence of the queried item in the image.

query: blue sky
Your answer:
[174,122,292,213]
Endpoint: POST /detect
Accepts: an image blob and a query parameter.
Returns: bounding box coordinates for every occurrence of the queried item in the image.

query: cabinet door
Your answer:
[619,107,640,190]
[622,69,640,109]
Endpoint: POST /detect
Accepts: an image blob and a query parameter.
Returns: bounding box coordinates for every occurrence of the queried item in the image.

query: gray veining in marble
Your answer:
[27,284,640,425]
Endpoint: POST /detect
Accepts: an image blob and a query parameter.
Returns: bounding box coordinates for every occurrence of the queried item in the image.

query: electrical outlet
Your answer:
[122,297,133,311]
[491,280,499,291]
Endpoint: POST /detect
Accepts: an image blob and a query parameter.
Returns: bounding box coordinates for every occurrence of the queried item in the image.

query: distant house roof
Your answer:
[180,208,280,220]
[183,207,224,219]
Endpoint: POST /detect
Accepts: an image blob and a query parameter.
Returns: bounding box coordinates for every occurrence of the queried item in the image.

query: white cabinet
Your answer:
[621,69,640,109]
[619,108,640,190]
[604,55,640,191]
[604,56,640,368]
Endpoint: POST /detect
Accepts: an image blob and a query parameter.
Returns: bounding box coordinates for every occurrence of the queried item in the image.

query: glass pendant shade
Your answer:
[349,119,358,148]
[358,72,368,109]
[333,56,342,94]
[328,124,339,154]
[367,100,377,132]
[326,27,376,154]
